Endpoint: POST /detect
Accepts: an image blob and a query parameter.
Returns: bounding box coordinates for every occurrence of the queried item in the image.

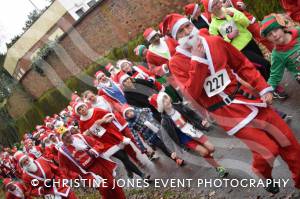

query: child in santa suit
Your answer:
[58,130,126,199]
[82,89,141,165]
[122,104,185,166]
[260,15,300,90]
[162,13,300,194]
[222,0,274,51]
[74,102,149,179]
[3,178,31,199]
[148,92,228,177]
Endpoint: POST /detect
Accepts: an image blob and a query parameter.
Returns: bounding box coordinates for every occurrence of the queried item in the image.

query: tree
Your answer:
[22,9,41,32]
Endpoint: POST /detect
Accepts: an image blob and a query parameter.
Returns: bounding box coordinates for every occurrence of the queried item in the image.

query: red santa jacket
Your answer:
[169,34,272,136]
[5,182,31,199]
[79,108,127,158]
[146,36,177,77]
[58,134,117,181]
[21,158,71,198]
[280,0,300,22]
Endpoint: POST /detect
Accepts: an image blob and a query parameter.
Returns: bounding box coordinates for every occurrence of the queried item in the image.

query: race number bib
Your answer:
[204,69,231,97]
[89,124,106,137]
[219,20,238,38]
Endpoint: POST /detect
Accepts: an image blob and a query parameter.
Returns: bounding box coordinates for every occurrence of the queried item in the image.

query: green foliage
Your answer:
[244,0,282,20]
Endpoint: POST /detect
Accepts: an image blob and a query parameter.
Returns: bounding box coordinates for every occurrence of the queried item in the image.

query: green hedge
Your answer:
[244,0,282,20]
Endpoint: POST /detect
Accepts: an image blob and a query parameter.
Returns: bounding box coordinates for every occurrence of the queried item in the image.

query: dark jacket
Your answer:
[123,78,161,121]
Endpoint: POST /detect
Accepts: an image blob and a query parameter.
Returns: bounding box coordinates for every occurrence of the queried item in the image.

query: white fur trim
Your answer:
[191,56,209,65]
[259,86,274,97]
[146,30,158,42]
[176,46,192,57]
[80,108,94,121]
[208,0,214,12]
[90,148,99,158]
[227,105,258,135]
[102,145,122,159]
[191,4,199,18]
[116,59,130,69]
[96,72,104,79]
[250,17,256,24]
[162,64,169,74]
[119,74,130,85]
[75,102,87,115]
[201,14,210,25]
[18,155,27,166]
[157,92,169,112]
[123,107,134,118]
[172,18,190,39]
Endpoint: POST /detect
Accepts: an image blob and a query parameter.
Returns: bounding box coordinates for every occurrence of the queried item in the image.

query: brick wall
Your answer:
[20,0,191,98]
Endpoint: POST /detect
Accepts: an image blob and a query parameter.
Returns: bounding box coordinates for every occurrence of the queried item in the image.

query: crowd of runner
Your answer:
[1,0,300,198]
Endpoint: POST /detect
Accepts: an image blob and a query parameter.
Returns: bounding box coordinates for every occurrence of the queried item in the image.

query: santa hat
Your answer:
[143,28,158,42]
[116,59,131,69]
[162,13,190,39]
[121,104,135,118]
[3,178,13,188]
[39,133,48,143]
[105,63,114,72]
[32,131,41,139]
[185,3,199,18]
[72,101,88,115]
[134,45,147,57]
[14,151,27,166]
[148,92,170,112]
[260,15,283,37]
[95,70,105,80]
[116,71,130,85]
[202,0,215,13]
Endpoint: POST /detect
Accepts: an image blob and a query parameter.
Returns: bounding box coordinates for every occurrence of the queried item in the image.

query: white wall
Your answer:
[58,0,99,20]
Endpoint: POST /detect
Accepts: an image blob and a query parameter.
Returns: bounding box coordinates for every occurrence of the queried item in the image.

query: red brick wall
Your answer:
[20,0,191,98]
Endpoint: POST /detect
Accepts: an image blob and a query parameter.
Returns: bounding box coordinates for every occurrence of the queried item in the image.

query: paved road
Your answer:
[113,72,300,199]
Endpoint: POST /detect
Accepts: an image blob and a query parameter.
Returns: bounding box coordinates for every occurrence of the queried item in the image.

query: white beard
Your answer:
[24,159,38,173]
[100,80,111,88]
[72,137,88,151]
[178,27,199,49]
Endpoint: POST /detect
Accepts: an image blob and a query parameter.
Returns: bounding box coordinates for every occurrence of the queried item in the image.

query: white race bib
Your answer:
[219,19,238,38]
[44,194,62,199]
[89,124,106,137]
[204,69,231,97]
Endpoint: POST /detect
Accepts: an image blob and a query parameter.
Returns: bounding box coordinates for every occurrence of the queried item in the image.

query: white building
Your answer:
[57,0,100,20]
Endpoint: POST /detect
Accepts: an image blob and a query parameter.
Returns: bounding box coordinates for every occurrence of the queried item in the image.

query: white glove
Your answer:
[123,137,131,145]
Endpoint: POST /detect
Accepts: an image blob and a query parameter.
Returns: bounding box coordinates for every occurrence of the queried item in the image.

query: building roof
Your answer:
[3,0,67,75]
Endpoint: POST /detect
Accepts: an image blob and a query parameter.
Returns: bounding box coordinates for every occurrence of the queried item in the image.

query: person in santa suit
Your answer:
[162,13,300,194]
[184,3,211,30]
[24,141,42,160]
[82,90,142,165]
[15,151,77,198]
[117,72,163,122]
[104,63,119,83]
[58,130,126,199]
[95,70,127,113]
[116,59,164,91]
[280,0,300,23]
[3,178,31,199]
[74,102,149,179]
[222,0,274,51]
[143,28,174,77]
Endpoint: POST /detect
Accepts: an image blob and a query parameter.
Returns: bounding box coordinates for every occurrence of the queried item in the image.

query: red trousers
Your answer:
[248,22,274,52]
[235,107,300,188]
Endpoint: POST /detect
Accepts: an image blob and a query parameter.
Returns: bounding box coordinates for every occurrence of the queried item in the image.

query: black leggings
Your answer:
[150,135,172,157]
[113,149,143,177]
[241,39,271,80]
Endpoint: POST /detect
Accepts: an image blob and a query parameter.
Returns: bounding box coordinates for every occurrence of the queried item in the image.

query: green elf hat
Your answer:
[260,15,283,37]
[134,45,147,57]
